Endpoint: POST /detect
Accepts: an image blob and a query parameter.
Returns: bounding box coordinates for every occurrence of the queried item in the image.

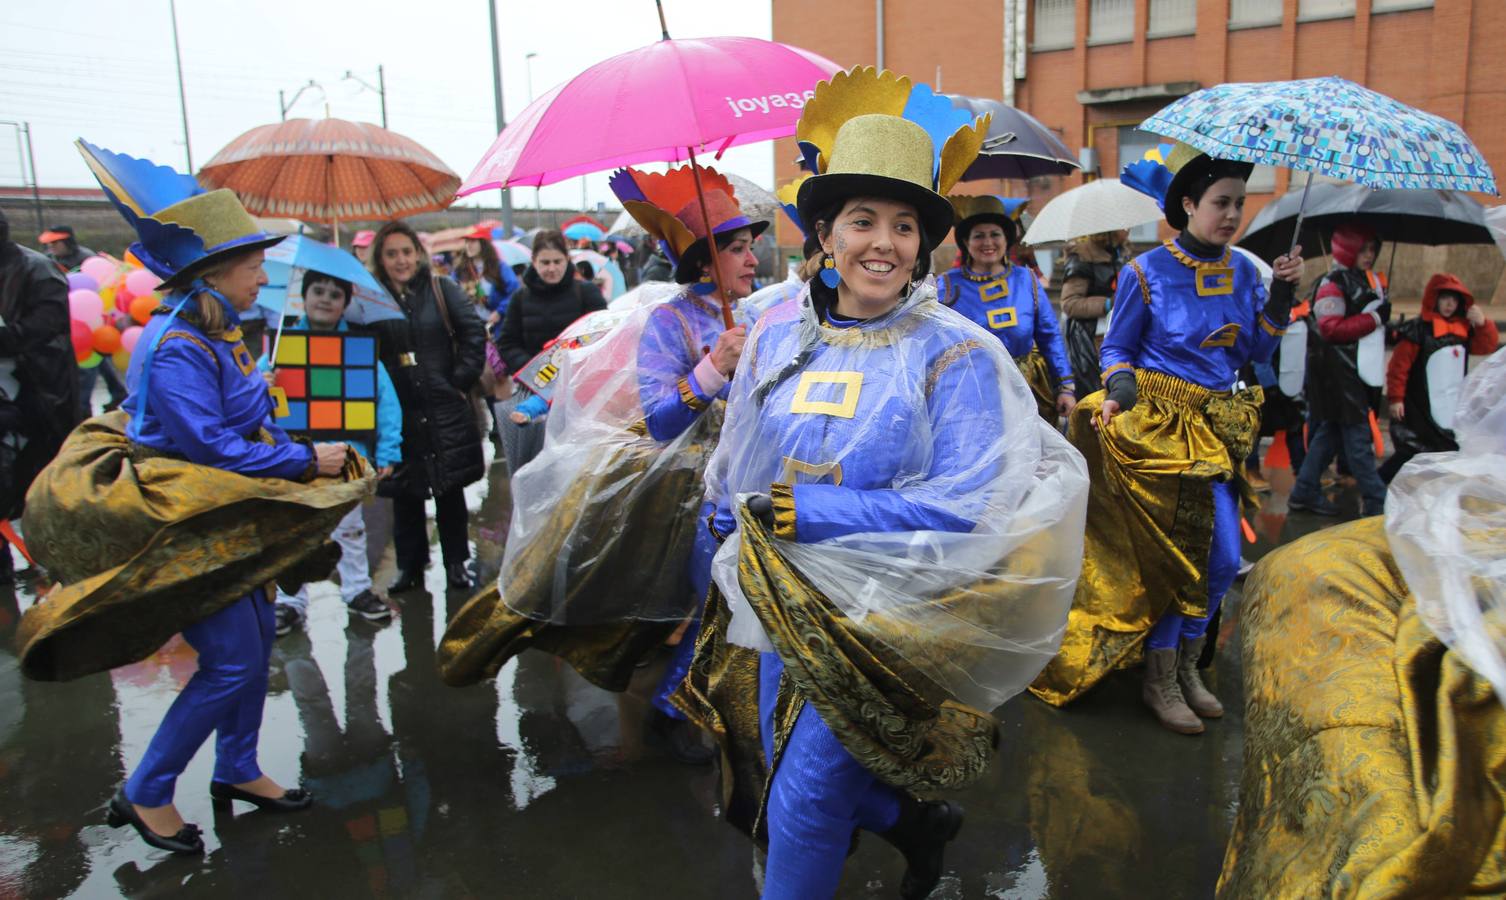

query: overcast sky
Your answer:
[0,0,779,214]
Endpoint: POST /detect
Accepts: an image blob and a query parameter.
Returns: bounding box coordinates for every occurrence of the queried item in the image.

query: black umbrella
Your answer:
[1238,182,1493,261]
[942,94,1080,181]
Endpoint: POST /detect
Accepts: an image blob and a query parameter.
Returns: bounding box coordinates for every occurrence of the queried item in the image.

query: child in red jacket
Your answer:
[1380,273,1499,482]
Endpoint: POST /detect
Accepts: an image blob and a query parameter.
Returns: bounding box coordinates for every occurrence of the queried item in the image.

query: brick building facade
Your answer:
[771,0,1503,302]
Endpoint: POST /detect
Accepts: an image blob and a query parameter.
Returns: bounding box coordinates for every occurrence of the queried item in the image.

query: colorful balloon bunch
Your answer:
[67,256,157,371]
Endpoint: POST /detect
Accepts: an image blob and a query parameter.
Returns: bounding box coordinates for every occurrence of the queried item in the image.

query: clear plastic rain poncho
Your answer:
[499,285,728,625]
[707,281,1090,712]
[1387,347,1506,707]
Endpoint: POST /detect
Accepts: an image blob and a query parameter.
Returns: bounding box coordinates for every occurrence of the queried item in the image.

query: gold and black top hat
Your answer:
[948,194,1018,248]
[1160,142,1253,231]
[77,140,284,291]
[793,67,990,249]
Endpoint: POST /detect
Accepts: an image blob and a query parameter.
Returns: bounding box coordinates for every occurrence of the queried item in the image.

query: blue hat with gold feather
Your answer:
[794,67,991,248]
[75,139,284,290]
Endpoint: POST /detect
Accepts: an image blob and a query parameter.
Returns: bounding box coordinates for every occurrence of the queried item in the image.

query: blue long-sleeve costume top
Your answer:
[637,291,742,443]
[126,305,313,480]
[1100,238,1283,391]
[257,318,403,468]
[710,291,1006,543]
[937,265,1073,392]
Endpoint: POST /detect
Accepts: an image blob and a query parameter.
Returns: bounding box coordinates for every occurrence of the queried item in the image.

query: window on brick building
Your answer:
[1088,0,1134,45]
[1297,0,1355,21]
[1148,0,1196,37]
[1229,0,1282,28]
[1247,165,1277,194]
[1371,0,1433,11]
[1033,0,1075,51]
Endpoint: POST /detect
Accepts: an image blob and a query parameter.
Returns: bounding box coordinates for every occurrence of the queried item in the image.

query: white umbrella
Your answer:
[1022,178,1163,247]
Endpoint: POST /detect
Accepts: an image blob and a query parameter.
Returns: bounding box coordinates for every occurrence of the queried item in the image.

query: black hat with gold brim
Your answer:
[948,194,1018,247]
[76,139,284,291]
[794,68,990,250]
[1162,142,1254,231]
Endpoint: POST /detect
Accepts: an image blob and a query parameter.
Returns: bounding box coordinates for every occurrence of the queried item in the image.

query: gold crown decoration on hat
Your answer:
[947,194,1009,223]
[609,165,755,263]
[795,66,990,198]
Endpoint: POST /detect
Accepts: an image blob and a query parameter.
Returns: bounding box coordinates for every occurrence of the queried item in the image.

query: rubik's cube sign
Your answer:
[269,331,380,441]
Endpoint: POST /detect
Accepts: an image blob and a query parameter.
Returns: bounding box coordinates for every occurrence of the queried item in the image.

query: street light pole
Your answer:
[487,0,514,233]
[343,68,388,128]
[526,52,540,216]
[168,0,193,171]
[377,64,387,128]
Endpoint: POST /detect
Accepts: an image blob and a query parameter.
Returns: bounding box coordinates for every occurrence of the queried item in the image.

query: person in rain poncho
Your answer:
[1031,143,1304,736]
[1218,347,1506,897]
[673,66,1089,900]
[438,166,767,767]
[936,195,1075,425]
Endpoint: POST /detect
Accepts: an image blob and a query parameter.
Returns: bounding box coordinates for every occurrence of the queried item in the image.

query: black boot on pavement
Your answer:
[878,794,965,900]
[388,568,424,594]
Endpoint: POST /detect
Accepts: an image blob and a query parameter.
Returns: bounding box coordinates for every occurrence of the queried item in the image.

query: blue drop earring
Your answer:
[818,254,841,289]
[692,274,718,296]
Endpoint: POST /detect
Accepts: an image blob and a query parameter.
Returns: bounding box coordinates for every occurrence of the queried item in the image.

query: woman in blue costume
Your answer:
[936,195,1075,425]
[610,164,767,763]
[436,168,768,768]
[1030,142,1304,735]
[675,67,1089,900]
[14,142,367,854]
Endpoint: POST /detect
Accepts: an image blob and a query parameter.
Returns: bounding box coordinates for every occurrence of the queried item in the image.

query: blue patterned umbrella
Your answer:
[1140,77,1496,194]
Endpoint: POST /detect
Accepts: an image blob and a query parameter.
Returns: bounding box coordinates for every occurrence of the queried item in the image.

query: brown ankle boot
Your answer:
[1142,647,1203,734]
[1177,636,1224,718]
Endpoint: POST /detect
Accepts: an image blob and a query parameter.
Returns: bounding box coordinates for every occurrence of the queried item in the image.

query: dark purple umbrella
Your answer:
[943,94,1080,181]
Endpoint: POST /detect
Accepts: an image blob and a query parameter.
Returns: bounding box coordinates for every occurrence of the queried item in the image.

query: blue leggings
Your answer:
[758,653,902,900]
[125,591,275,807]
[1147,480,1239,650]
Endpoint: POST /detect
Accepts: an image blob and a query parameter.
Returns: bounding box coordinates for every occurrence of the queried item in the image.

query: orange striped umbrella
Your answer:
[198,118,459,228]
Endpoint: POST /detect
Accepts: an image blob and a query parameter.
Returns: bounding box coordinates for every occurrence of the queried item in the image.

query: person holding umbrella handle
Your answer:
[1032,142,1302,738]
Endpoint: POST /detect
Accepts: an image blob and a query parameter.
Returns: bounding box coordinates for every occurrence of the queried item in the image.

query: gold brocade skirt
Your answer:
[437,415,716,688]
[673,504,998,843]
[1217,518,1505,898]
[1030,369,1260,706]
[17,411,373,682]
[1016,349,1059,424]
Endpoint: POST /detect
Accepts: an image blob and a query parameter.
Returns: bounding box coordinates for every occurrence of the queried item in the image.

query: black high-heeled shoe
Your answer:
[106,789,204,855]
[209,781,313,812]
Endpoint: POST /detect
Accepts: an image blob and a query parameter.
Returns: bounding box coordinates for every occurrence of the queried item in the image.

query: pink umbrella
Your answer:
[459,37,840,192]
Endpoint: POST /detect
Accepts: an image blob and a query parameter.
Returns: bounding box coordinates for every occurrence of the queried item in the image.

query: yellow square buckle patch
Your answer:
[980,278,1010,302]
[1196,266,1234,296]
[232,342,257,376]
[790,371,863,418]
[986,306,1018,330]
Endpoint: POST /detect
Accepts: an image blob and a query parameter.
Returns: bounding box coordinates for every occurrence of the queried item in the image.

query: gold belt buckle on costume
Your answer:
[780,456,843,486]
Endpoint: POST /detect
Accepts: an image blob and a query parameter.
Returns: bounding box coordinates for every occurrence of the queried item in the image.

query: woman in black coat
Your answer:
[494,230,606,471]
[369,220,487,591]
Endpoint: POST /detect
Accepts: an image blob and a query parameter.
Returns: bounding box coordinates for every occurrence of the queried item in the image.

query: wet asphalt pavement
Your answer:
[0,442,1361,900]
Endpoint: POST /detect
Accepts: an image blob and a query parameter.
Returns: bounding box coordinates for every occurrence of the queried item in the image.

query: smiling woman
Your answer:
[675,66,1089,900]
